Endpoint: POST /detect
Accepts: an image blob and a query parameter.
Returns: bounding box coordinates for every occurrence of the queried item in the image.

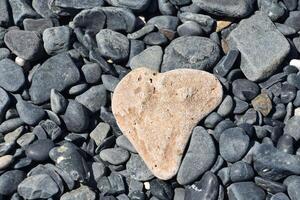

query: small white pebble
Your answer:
[139,16,146,24]
[0,155,13,170]
[144,182,150,190]
[107,59,113,64]
[289,59,300,70]
[15,57,26,66]
[295,107,300,116]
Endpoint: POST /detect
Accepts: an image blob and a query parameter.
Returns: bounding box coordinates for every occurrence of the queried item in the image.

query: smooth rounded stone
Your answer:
[29,53,81,104]
[210,155,225,173]
[127,39,145,65]
[0,48,10,60]
[204,112,223,129]
[43,26,72,55]
[126,153,154,181]
[150,179,173,200]
[227,12,290,81]
[0,59,25,92]
[62,100,90,133]
[227,182,266,200]
[217,95,234,117]
[148,16,179,31]
[158,0,176,15]
[82,63,102,84]
[251,93,272,117]
[61,185,96,200]
[17,132,35,147]
[185,171,219,200]
[293,37,300,54]
[16,99,45,126]
[49,142,89,182]
[8,0,39,26]
[277,134,295,154]
[276,23,297,36]
[68,83,88,96]
[193,0,253,18]
[213,49,240,77]
[284,65,299,74]
[238,108,259,125]
[50,89,68,114]
[0,155,13,170]
[272,103,286,120]
[217,167,230,185]
[73,8,106,34]
[106,0,151,12]
[258,0,285,21]
[96,29,129,62]
[32,125,47,140]
[4,30,43,60]
[284,11,300,31]
[284,116,300,140]
[0,170,25,195]
[178,12,215,33]
[100,148,130,165]
[23,18,53,34]
[281,83,297,104]
[100,7,136,33]
[161,36,220,72]
[32,0,57,18]
[90,122,110,146]
[18,174,59,199]
[287,73,300,89]
[229,161,254,182]
[90,161,107,183]
[25,139,54,161]
[174,188,185,200]
[232,79,260,101]
[284,176,300,200]
[101,75,120,92]
[254,125,268,139]
[143,32,168,46]
[254,143,300,180]
[177,21,203,36]
[219,127,250,162]
[0,118,24,134]
[112,68,223,180]
[271,193,290,200]
[4,126,24,143]
[213,119,236,141]
[75,85,107,113]
[100,106,122,136]
[116,135,137,153]
[177,127,216,185]
[294,91,300,107]
[130,46,163,72]
[255,176,286,194]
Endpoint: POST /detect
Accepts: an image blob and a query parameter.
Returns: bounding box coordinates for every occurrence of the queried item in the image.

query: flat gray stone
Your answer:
[9,0,39,26]
[18,174,59,199]
[16,98,45,125]
[106,0,151,12]
[4,30,43,60]
[75,85,107,113]
[227,12,290,81]
[177,126,216,185]
[0,88,10,123]
[130,46,163,72]
[284,116,300,141]
[100,148,130,165]
[29,53,80,104]
[126,153,154,181]
[61,185,96,200]
[192,0,254,18]
[227,182,266,200]
[0,59,25,92]
[90,122,110,146]
[161,36,220,72]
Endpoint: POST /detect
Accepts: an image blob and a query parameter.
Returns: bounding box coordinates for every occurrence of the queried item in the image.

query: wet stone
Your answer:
[49,142,89,182]
[185,171,219,200]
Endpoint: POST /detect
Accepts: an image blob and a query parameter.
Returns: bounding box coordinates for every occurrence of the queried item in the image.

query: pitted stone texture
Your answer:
[112,67,223,180]
[227,12,290,82]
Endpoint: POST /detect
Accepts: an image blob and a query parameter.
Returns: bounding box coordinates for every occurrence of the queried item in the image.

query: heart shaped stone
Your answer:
[112,68,223,180]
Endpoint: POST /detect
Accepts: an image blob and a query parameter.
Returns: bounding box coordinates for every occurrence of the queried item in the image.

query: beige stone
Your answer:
[216,20,232,32]
[112,68,223,180]
[251,93,272,116]
[0,155,13,170]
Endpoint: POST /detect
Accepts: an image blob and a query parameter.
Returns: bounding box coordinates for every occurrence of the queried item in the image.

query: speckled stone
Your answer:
[112,67,223,180]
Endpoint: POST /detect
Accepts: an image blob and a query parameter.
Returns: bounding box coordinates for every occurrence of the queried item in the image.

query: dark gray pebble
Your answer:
[25,139,54,161]
[232,79,260,101]
[229,161,254,182]
[227,182,265,200]
[82,63,102,84]
[0,59,25,92]
[0,170,25,195]
[16,98,45,126]
[254,176,286,194]
[150,179,173,200]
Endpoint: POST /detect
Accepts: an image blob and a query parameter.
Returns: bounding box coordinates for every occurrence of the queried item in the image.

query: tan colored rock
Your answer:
[251,93,272,116]
[112,67,223,180]
[0,155,13,170]
[216,20,232,32]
